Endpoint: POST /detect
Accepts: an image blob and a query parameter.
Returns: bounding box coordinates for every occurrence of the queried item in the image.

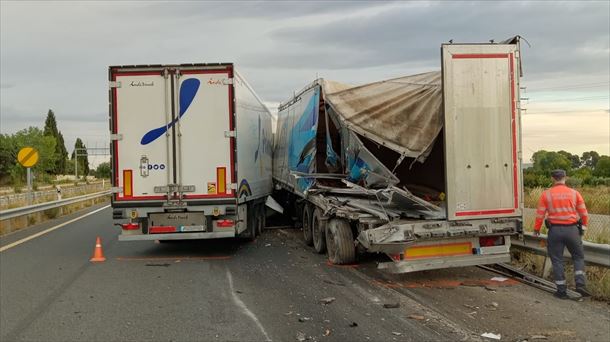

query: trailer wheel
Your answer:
[302,204,314,246]
[241,204,257,241]
[311,208,326,254]
[326,219,355,265]
[256,205,265,237]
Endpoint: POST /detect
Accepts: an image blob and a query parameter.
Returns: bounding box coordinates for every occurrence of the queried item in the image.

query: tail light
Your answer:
[389,253,403,261]
[479,236,505,247]
[216,219,234,228]
[122,223,139,230]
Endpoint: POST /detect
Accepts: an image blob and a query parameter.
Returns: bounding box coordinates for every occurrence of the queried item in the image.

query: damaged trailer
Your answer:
[272,40,524,273]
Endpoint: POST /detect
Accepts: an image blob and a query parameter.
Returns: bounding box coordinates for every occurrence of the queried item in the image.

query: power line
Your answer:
[526,82,609,92]
[529,96,610,103]
[524,109,609,115]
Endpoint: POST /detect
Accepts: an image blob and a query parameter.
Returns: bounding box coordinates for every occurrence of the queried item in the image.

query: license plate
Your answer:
[180,225,206,232]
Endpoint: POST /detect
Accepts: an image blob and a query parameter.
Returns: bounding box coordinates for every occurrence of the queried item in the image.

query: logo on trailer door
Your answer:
[140,78,200,145]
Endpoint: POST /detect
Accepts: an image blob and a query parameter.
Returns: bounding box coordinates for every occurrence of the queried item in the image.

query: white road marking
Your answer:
[0,205,110,252]
[226,269,272,341]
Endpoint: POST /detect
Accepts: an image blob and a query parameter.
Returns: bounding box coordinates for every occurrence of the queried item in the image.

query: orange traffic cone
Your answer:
[90,236,106,262]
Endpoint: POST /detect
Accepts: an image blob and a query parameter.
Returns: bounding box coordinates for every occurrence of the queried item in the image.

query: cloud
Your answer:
[0,1,608,158]
[136,1,386,20]
[244,1,609,77]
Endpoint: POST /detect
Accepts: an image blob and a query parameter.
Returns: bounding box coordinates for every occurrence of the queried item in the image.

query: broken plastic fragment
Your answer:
[481,332,501,340]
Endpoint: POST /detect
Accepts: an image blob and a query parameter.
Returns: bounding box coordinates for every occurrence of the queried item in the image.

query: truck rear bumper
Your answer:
[378,253,510,273]
[118,231,235,241]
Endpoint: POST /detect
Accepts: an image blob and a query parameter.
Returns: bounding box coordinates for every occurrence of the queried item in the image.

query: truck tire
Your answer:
[302,204,314,246]
[326,219,355,265]
[241,204,256,241]
[256,205,264,237]
[311,208,326,254]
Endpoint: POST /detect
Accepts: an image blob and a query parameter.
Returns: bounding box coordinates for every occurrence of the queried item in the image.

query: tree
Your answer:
[594,155,610,177]
[0,134,17,179]
[5,127,57,184]
[43,109,69,174]
[531,150,571,174]
[581,151,600,168]
[94,162,111,178]
[557,150,580,169]
[71,138,89,177]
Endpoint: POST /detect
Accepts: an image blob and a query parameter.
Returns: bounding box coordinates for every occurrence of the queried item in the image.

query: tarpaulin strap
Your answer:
[555,280,567,285]
[575,270,585,275]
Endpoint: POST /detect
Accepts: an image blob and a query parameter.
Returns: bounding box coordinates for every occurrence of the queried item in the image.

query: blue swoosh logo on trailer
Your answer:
[140,78,200,145]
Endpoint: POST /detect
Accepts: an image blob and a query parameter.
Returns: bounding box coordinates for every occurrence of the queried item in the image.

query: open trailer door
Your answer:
[442,43,523,221]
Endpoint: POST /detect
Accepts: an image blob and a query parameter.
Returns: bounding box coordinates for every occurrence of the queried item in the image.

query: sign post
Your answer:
[17,147,39,205]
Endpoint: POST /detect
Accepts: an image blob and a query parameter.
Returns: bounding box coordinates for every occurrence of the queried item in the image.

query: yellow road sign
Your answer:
[17,147,39,168]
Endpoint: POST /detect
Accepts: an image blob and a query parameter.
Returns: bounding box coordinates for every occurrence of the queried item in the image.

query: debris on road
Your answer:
[408,314,425,320]
[463,304,479,310]
[296,331,307,341]
[265,243,272,247]
[484,286,497,292]
[349,322,358,327]
[481,332,501,340]
[383,302,400,309]
[322,279,346,286]
[323,329,331,336]
[486,302,499,310]
[298,317,311,322]
[285,311,293,316]
[530,335,548,340]
[392,332,402,336]
[491,276,508,282]
[319,297,336,305]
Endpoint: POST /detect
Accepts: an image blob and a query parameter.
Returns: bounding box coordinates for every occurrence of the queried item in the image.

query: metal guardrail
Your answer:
[0,190,111,221]
[511,233,610,268]
[0,182,107,207]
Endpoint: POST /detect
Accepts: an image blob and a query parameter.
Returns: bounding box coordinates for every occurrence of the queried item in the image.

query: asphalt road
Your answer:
[1,205,609,342]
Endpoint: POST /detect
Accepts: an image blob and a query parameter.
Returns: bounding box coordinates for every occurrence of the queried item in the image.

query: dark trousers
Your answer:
[547,225,586,292]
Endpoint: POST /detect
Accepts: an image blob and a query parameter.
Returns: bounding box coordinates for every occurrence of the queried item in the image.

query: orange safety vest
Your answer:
[534,184,589,231]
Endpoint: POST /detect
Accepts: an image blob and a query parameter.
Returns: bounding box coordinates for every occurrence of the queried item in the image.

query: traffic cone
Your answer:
[90,236,106,262]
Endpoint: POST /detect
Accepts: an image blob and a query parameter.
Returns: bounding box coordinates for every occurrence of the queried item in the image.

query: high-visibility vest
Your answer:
[534,184,589,231]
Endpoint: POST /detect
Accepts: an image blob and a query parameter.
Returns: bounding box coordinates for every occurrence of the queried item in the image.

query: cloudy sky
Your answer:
[1,0,609,167]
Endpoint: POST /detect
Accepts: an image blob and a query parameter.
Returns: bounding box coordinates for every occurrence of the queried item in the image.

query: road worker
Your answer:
[534,169,591,299]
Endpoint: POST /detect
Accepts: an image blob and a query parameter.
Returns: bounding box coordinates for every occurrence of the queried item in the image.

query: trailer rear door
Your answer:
[442,44,522,220]
[111,65,235,202]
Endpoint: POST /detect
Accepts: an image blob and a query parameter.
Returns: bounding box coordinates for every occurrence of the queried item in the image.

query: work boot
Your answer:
[553,291,569,299]
[576,287,592,297]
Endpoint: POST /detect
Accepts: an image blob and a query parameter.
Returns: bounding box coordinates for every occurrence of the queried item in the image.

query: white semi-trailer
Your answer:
[272,40,524,272]
[109,64,272,241]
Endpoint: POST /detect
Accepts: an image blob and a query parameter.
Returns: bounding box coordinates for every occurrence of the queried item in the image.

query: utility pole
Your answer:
[73,147,88,182]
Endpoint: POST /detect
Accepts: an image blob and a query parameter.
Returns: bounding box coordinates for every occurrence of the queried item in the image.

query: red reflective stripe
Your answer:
[455,209,515,216]
[149,226,177,233]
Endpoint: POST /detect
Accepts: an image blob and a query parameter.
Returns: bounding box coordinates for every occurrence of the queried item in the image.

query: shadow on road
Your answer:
[114,237,247,260]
